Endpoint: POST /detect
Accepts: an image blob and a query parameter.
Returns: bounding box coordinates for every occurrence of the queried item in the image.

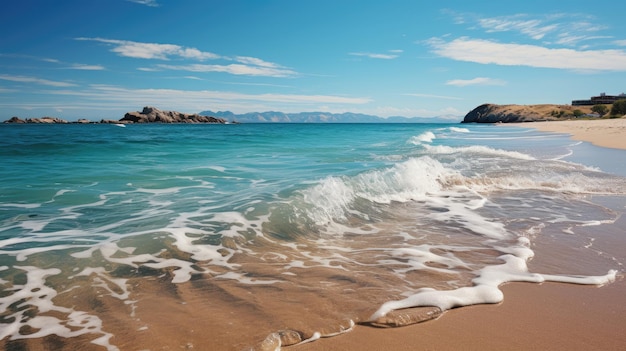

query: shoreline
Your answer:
[291,280,626,351]
[291,213,626,351]
[506,118,626,150]
[290,119,626,351]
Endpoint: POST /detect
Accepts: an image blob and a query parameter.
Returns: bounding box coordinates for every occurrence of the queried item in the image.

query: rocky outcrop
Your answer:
[4,116,71,123]
[100,119,128,124]
[4,116,26,123]
[120,106,226,124]
[462,104,595,123]
[26,117,69,124]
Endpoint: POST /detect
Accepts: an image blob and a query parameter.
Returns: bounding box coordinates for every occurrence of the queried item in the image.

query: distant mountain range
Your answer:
[199,110,462,124]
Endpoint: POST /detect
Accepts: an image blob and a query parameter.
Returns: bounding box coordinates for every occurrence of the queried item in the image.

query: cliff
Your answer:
[121,106,226,124]
[462,104,595,123]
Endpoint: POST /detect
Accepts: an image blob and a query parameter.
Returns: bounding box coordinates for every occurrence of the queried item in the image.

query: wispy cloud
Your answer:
[445,77,506,87]
[68,64,105,70]
[478,16,558,40]
[613,39,626,46]
[44,85,371,111]
[156,63,296,77]
[427,37,626,71]
[234,56,282,68]
[0,53,59,63]
[451,12,610,47]
[127,0,159,7]
[76,37,220,60]
[349,52,399,59]
[75,37,295,77]
[0,74,76,87]
[403,93,464,100]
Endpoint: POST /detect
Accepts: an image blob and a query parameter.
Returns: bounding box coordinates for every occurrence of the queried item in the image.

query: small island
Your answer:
[3,106,227,124]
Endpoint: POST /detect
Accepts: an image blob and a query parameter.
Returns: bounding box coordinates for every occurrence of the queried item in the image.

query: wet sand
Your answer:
[509,117,626,149]
[290,119,626,351]
[291,280,626,351]
[291,216,626,351]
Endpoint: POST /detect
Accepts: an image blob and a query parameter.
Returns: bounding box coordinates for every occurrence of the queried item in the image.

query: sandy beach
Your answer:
[290,119,626,351]
[509,117,626,149]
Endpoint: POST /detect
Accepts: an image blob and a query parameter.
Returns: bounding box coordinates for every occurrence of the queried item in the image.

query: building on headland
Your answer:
[572,92,626,106]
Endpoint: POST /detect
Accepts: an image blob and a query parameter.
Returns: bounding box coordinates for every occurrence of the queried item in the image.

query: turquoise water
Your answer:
[1,123,625,350]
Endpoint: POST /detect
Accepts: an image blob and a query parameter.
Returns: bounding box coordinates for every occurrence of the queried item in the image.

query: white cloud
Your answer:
[156,63,296,77]
[75,37,295,77]
[453,12,610,47]
[127,0,159,7]
[69,64,105,70]
[478,17,558,40]
[76,38,220,60]
[44,85,371,112]
[0,74,76,87]
[349,52,399,59]
[234,56,281,68]
[445,77,506,87]
[614,40,626,46]
[428,37,626,71]
[137,67,160,72]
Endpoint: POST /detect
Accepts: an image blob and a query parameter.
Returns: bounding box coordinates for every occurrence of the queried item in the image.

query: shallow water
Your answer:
[0,123,624,350]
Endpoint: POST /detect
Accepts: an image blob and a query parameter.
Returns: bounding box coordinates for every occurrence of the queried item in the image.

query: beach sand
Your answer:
[290,119,626,351]
[509,117,626,149]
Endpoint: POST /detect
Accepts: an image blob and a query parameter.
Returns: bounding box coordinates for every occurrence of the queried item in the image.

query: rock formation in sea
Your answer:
[462,104,595,123]
[4,116,70,124]
[3,107,227,124]
[120,106,226,124]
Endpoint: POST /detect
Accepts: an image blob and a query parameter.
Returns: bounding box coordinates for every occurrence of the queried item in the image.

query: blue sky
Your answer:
[1,0,626,120]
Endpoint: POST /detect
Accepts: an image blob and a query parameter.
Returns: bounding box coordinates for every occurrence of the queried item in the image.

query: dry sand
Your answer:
[509,117,626,149]
[289,119,626,351]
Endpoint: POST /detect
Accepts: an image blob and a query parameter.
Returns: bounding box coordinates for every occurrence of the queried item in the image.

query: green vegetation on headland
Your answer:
[462,100,626,123]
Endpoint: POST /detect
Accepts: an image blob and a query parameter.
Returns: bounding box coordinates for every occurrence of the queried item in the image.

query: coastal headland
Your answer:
[462,103,599,123]
[460,102,626,149]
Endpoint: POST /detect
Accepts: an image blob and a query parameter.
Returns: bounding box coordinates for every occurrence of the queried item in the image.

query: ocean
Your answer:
[1,123,625,350]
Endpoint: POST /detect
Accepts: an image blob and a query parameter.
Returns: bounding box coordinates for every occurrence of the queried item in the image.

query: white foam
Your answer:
[216,271,281,285]
[449,127,470,133]
[425,144,535,160]
[369,244,617,322]
[301,156,455,225]
[143,258,202,284]
[408,131,436,145]
[72,267,132,300]
[208,165,226,172]
[0,266,119,351]
[1,202,42,209]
